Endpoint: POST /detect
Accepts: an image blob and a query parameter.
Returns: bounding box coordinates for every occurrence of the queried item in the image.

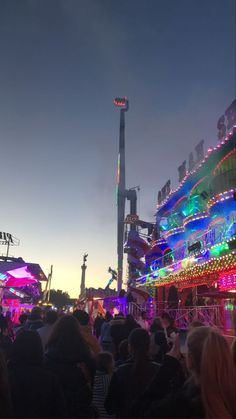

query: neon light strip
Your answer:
[165,227,185,239]
[172,195,188,211]
[207,189,236,209]
[189,176,207,196]
[183,212,209,227]
[213,148,236,176]
[138,251,236,288]
[137,235,236,285]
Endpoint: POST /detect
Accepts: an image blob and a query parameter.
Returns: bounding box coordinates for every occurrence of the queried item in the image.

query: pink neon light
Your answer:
[5,266,37,288]
[7,266,35,280]
[219,270,236,291]
[6,277,37,287]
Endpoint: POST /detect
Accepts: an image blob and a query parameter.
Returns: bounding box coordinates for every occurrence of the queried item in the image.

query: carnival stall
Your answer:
[0,257,47,322]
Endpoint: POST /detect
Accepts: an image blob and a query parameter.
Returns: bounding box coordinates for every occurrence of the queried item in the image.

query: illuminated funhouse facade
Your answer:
[136,100,236,325]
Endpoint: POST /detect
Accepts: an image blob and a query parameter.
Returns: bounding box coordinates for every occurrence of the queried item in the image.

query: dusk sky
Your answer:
[0,0,235,297]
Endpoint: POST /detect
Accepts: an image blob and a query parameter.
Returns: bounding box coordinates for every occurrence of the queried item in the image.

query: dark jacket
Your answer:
[8,363,67,418]
[146,378,204,418]
[44,347,96,418]
[25,319,44,331]
[0,336,13,361]
[123,321,140,340]
[132,355,186,418]
[93,316,105,338]
[110,319,126,355]
[105,359,160,418]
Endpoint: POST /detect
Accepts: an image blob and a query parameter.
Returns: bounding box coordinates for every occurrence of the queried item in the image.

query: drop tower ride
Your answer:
[114,97,129,292]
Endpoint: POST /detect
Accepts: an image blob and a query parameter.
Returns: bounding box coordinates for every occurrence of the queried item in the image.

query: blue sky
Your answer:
[0,0,235,296]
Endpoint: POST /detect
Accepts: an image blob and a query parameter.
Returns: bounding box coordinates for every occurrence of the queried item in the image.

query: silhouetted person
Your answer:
[110,314,126,358]
[8,330,66,418]
[45,315,96,418]
[15,313,28,336]
[100,312,113,353]
[0,320,13,361]
[123,314,140,339]
[105,328,159,418]
[94,314,105,339]
[0,349,12,418]
[161,312,178,339]
[115,339,129,368]
[73,310,101,355]
[93,352,114,419]
[25,307,43,331]
[37,310,58,350]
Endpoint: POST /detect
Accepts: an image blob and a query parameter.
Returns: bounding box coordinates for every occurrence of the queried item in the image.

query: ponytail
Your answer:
[201,330,236,419]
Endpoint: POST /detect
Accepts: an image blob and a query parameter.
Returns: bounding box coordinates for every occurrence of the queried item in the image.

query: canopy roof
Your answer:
[0,259,47,288]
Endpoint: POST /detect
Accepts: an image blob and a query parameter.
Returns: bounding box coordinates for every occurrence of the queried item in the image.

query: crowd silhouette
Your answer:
[0,307,235,418]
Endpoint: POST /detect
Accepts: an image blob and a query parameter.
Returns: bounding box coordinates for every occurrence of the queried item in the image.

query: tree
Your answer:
[49,289,71,309]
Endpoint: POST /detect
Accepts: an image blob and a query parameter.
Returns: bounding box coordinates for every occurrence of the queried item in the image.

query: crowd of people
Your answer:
[0,306,235,418]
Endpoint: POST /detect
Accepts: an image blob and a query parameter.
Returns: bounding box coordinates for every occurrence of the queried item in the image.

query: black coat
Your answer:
[132,355,186,418]
[146,379,204,419]
[8,363,67,418]
[44,347,96,418]
[105,359,160,418]
[123,321,141,340]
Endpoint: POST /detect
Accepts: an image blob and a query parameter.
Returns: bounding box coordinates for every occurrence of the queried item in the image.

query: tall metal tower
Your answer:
[114,97,129,292]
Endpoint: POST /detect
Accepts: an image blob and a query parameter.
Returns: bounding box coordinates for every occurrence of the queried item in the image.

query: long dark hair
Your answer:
[128,329,151,393]
[46,315,92,363]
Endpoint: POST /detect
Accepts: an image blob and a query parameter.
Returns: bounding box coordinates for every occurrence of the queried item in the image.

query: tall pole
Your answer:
[46,265,53,303]
[114,98,129,293]
[80,253,88,298]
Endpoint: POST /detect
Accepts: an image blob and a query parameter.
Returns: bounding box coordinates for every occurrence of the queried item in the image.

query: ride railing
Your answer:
[128,302,224,330]
[161,305,224,330]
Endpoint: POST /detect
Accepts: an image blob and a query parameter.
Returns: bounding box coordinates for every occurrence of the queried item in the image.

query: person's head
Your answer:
[96,352,114,374]
[45,310,58,325]
[47,315,91,362]
[161,312,174,329]
[105,311,113,322]
[150,317,163,333]
[129,328,150,358]
[189,320,204,330]
[29,306,42,321]
[118,339,129,360]
[187,327,236,419]
[19,313,28,325]
[73,309,90,326]
[10,330,43,366]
